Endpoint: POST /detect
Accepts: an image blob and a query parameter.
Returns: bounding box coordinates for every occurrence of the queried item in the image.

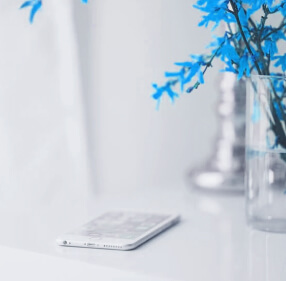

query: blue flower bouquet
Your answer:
[153,0,286,151]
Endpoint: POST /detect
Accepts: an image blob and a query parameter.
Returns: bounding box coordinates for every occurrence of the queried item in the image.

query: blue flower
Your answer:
[242,1,264,18]
[177,62,204,85]
[219,37,240,63]
[151,83,179,107]
[279,3,286,16]
[271,29,286,42]
[263,39,278,57]
[262,26,286,43]
[21,0,88,23]
[238,51,250,79]
[220,60,238,74]
[274,55,286,72]
[237,3,248,27]
[241,0,276,18]
[206,34,225,49]
[194,0,229,13]
[165,70,185,92]
[271,74,286,97]
[174,59,205,86]
[194,0,235,29]
[20,0,42,23]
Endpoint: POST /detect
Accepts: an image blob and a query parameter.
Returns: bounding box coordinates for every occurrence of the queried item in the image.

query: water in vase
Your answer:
[246,147,286,232]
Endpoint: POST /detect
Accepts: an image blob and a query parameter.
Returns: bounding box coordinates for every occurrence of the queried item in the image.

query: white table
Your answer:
[0,185,285,281]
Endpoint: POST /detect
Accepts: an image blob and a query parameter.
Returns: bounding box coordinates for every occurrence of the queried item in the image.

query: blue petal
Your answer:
[166,86,179,102]
[30,1,42,23]
[274,55,286,72]
[197,70,204,84]
[174,62,192,67]
[183,63,200,84]
[237,51,250,80]
[165,71,183,78]
[20,1,34,9]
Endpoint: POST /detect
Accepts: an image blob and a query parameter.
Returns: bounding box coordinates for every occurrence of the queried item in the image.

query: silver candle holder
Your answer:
[187,72,246,194]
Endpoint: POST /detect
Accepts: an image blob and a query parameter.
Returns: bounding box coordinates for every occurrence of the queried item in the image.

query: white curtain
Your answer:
[0,0,90,214]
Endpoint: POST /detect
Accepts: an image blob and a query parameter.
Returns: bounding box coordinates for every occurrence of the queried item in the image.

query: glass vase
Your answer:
[246,75,286,232]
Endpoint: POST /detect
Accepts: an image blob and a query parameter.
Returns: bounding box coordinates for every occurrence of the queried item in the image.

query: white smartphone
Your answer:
[57,211,180,250]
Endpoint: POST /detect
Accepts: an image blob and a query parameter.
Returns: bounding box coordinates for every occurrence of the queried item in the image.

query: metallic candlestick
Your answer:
[187,72,246,193]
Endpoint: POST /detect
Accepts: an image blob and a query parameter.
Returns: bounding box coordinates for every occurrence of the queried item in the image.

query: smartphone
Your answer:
[56,211,180,250]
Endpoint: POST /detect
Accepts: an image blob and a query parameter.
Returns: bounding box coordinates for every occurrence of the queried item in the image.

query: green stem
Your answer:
[186,40,225,92]
[261,21,286,41]
[229,0,263,75]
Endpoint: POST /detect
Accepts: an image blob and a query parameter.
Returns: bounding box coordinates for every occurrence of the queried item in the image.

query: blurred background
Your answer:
[0,0,220,210]
[75,0,220,194]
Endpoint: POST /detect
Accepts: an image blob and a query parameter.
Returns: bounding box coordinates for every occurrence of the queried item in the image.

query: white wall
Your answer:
[75,0,220,193]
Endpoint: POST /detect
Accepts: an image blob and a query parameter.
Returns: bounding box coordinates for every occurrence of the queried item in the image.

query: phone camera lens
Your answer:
[63,240,67,245]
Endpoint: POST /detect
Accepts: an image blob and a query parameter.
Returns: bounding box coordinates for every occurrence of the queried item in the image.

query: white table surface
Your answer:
[1,185,286,281]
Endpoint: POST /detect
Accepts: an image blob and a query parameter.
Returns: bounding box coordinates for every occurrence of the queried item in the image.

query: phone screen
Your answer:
[70,212,171,240]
